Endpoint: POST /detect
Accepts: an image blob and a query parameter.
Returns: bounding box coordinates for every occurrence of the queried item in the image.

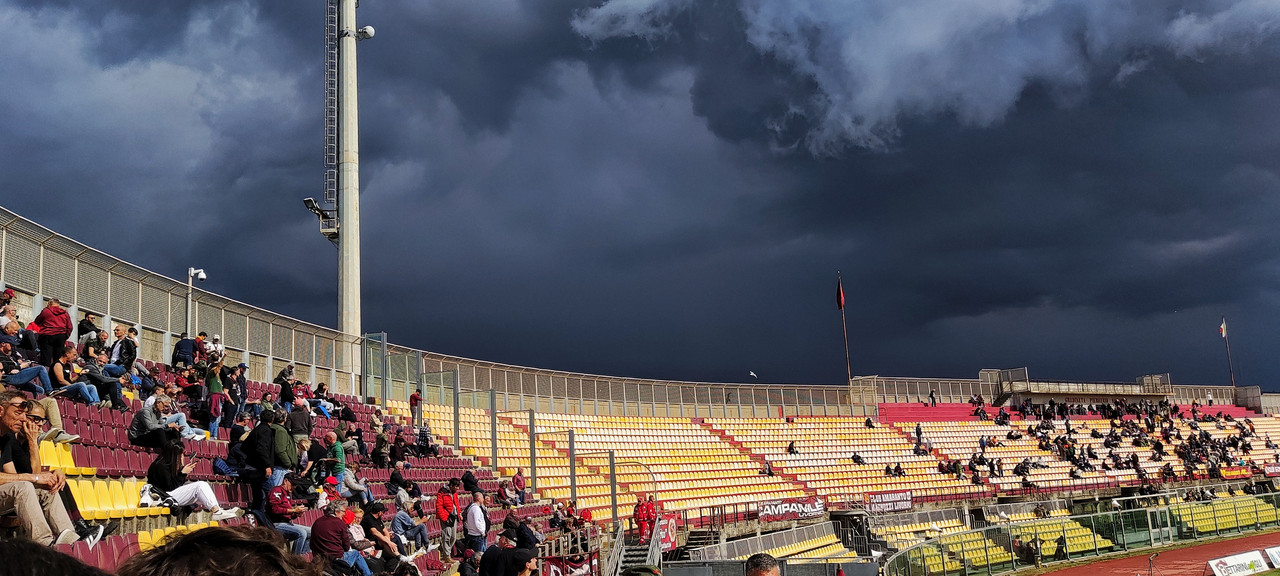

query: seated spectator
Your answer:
[391,498,433,554]
[129,394,183,449]
[345,505,387,574]
[759,461,773,476]
[79,353,128,411]
[785,441,799,455]
[145,440,240,521]
[0,391,80,546]
[102,324,137,378]
[313,499,373,576]
[864,417,875,429]
[497,480,519,508]
[266,472,311,555]
[0,339,51,396]
[342,462,373,505]
[850,452,866,465]
[360,501,405,562]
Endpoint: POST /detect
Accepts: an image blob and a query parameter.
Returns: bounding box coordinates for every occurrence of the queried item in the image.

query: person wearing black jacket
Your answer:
[103,325,136,376]
[461,469,481,494]
[76,313,100,339]
[244,412,277,511]
[145,441,239,520]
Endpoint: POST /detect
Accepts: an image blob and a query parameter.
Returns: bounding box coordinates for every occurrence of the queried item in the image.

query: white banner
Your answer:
[1208,551,1270,576]
[1264,547,1280,569]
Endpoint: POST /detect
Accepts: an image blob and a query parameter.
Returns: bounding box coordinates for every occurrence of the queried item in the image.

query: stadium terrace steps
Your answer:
[877,403,996,423]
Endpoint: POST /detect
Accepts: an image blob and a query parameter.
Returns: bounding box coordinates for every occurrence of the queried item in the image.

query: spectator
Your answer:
[32,298,71,367]
[512,468,526,504]
[464,491,491,554]
[228,363,248,424]
[460,549,481,576]
[342,462,373,506]
[76,312,100,340]
[360,501,403,562]
[275,366,296,413]
[128,395,183,449]
[0,390,79,546]
[49,344,98,405]
[461,469,481,493]
[83,354,129,411]
[390,498,433,554]
[268,410,298,488]
[478,529,516,576]
[78,329,105,362]
[204,354,226,438]
[136,365,161,399]
[144,440,239,521]
[0,289,12,310]
[207,334,225,358]
[345,505,387,574]
[745,553,780,576]
[507,548,538,576]
[170,332,196,368]
[265,472,311,555]
[410,388,422,427]
[115,525,314,576]
[313,499,373,576]
[436,479,461,562]
[785,441,799,455]
[322,431,347,482]
[0,538,111,576]
[497,480,519,508]
[417,426,440,459]
[372,425,391,468]
[103,324,137,377]
[244,411,277,511]
[0,339,52,396]
[6,399,101,544]
[287,399,313,444]
[928,389,937,407]
[390,435,410,466]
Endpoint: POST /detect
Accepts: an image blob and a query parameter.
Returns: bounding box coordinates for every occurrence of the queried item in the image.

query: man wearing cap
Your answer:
[0,288,13,309]
[32,298,71,367]
[207,334,225,358]
[478,527,517,576]
[267,471,311,555]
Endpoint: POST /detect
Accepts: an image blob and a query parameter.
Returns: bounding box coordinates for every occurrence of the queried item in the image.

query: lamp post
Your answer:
[185,267,206,334]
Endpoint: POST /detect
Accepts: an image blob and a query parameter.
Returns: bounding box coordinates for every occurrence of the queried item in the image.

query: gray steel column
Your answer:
[337,0,362,339]
[453,371,461,450]
[528,410,537,493]
[379,332,388,409]
[568,430,577,502]
[490,388,499,472]
[608,451,618,530]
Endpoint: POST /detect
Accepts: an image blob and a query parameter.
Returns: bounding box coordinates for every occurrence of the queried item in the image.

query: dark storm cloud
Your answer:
[3,0,1280,389]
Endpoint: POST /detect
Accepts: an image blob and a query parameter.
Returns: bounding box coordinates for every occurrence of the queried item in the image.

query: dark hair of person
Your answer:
[157,440,185,477]
[0,538,111,576]
[116,525,319,576]
[744,553,780,576]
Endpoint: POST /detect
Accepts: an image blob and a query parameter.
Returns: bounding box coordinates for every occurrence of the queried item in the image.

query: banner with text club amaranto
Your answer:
[758,496,826,523]
[864,490,914,514]
[658,512,680,552]
[1220,466,1253,480]
[1263,463,1280,478]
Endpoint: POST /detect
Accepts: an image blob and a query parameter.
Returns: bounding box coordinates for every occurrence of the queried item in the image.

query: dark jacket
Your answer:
[109,337,137,371]
[171,338,197,363]
[245,424,276,470]
[461,470,481,493]
[128,406,166,441]
[147,457,186,493]
[287,409,313,437]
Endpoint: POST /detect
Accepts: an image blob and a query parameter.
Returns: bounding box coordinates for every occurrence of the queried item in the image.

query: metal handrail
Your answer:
[605,522,627,576]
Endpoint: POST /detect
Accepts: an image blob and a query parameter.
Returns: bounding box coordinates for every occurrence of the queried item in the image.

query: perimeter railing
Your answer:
[883,493,1280,576]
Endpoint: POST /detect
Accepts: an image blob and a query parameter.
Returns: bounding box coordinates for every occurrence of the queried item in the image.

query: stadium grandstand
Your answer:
[1,204,1280,576]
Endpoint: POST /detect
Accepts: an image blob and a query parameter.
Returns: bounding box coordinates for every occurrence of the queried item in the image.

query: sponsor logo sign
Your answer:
[1221,466,1254,480]
[1264,463,1280,478]
[1265,547,1280,569]
[658,512,679,552]
[1208,551,1270,576]
[864,490,913,514]
[542,551,601,576]
[758,496,826,523]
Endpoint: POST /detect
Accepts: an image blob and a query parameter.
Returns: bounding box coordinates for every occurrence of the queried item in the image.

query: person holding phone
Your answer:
[144,440,240,521]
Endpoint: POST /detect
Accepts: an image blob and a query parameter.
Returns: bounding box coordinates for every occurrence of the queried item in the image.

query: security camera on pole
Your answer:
[186,267,206,334]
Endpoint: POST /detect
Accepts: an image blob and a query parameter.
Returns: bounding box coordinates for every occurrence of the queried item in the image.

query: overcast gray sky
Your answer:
[3,0,1280,389]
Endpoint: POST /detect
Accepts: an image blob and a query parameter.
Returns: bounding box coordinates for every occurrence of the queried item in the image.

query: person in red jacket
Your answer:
[632,496,650,543]
[435,478,461,562]
[32,299,71,367]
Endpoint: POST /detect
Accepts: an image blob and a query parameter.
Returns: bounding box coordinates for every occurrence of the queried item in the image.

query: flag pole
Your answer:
[838,272,852,385]
[1222,316,1237,387]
